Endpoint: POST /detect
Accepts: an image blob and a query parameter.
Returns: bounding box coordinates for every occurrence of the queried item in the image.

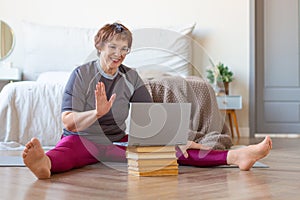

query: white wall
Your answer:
[0,0,250,136]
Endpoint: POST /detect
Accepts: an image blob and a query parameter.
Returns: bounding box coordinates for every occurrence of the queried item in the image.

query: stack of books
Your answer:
[126,145,178,176]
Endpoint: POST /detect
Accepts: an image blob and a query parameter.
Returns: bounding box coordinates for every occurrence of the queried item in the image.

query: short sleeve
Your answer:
[130,72,153,103]
[61,67,86,112]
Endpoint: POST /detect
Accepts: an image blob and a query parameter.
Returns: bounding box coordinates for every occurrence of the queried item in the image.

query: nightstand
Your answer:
[216,95,242,138]
[0,67,22,92]
[0,67,22,82]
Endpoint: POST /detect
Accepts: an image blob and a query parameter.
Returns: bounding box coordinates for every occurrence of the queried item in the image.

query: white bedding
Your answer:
[0,81,65,146]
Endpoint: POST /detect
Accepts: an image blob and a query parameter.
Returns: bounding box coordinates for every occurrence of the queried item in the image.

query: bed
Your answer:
[0,22,232,150]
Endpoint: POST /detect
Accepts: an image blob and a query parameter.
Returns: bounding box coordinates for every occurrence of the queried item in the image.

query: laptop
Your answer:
[125,102,191,146]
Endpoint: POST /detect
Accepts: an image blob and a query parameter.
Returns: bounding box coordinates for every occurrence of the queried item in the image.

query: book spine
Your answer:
[127,146,176,153]
[126,152,177,160]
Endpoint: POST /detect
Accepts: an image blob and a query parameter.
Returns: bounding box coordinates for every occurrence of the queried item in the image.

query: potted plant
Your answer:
[206,62,234,95]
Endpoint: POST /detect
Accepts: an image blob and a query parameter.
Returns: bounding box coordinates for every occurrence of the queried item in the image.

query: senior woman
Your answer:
[23,22,272,179]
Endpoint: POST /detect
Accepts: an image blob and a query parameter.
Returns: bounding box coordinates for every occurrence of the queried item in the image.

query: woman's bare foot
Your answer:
[227,136,272,171]
[22,138,51,179]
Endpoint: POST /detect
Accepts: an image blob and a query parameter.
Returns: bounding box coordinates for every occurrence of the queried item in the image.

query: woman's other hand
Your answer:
[177,141,212,158]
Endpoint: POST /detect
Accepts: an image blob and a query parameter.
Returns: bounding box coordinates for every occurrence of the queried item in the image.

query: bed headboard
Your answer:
[22,21,195,80]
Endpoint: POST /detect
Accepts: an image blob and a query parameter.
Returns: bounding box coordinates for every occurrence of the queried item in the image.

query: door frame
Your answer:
[249,0,264,137]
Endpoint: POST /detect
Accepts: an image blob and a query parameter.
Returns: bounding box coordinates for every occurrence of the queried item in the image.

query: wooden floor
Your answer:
[1,137,300,200]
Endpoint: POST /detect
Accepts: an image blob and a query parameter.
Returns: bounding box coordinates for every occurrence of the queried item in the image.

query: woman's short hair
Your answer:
[94,22,132,50]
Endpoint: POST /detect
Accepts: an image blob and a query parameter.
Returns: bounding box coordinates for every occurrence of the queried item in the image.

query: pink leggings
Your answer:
[46,135,228,173]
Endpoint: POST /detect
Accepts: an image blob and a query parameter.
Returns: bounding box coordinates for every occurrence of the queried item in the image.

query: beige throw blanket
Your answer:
[144,76,233,150]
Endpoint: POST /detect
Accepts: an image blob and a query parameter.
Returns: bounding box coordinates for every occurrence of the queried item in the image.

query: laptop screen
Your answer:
[127,103,191,146]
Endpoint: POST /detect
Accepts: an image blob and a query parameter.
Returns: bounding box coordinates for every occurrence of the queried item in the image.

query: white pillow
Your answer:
[137,68,173,80]
[36,71,71,85]
[123,23,196,78]
[22,22,195,80]
[22,21,97,80]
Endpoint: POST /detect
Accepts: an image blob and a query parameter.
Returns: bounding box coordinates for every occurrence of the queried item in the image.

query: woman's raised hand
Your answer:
[94,82,116,118]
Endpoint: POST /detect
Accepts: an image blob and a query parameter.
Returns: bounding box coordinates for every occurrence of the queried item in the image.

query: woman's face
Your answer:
[99,37,130,73]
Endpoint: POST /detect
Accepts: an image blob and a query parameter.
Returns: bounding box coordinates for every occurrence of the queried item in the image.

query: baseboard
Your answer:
[230,128,300,138]
[255,133,300,138]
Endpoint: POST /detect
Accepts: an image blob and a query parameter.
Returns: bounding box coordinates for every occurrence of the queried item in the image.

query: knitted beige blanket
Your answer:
[144,75,233,150]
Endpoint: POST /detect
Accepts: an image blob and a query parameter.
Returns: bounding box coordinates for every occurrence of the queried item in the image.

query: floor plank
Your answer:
[1,138,300,200]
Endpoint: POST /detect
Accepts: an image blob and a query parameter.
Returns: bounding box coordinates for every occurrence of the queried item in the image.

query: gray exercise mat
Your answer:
[216,161,269,168]
[0,156,25,167]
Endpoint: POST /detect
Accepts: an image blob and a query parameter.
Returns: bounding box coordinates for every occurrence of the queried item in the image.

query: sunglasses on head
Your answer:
[113,23,124,32]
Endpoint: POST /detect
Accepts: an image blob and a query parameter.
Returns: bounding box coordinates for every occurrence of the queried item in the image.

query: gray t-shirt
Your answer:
[61,60,152,143]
